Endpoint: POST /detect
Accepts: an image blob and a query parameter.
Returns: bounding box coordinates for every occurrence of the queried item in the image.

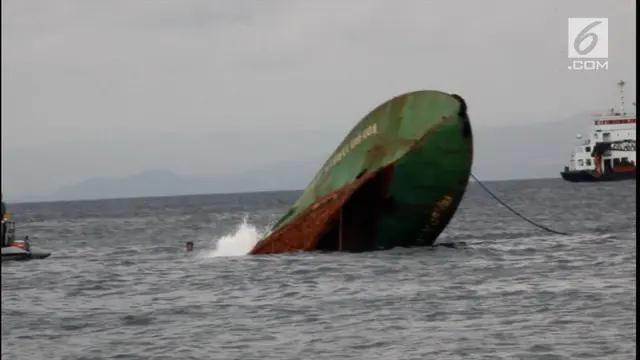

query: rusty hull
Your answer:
[249,171,378,255]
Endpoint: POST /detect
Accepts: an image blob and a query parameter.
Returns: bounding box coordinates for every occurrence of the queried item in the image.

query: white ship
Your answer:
[561,80,636,182]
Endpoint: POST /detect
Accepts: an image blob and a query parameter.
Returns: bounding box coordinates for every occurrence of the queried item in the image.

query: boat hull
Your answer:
[250,90,473,255]
[560,169,636,182]
[1,246,52,261]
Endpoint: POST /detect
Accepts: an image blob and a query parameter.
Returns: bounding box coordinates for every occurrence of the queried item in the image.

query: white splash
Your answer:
[201,217,270,257]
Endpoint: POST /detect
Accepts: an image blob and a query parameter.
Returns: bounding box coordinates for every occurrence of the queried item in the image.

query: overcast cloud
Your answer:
[1,0,636,198]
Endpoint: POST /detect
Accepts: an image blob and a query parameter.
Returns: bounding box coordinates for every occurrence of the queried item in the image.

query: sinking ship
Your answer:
[250,90,473,255]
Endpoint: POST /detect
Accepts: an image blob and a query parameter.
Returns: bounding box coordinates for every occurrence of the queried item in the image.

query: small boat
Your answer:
[560,80,636,183]
[250,90,473,255]
[1,221,52,261]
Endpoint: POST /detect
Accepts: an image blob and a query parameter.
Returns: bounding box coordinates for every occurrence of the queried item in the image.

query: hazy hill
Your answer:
[48,158,327,202]
[2,129,342,202]
[7,112,593,202]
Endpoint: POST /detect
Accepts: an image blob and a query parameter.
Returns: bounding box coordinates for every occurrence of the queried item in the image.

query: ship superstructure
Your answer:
[561,80,636,182]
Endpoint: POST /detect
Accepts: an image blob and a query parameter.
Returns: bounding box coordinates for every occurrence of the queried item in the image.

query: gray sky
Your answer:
[1,0,637,198]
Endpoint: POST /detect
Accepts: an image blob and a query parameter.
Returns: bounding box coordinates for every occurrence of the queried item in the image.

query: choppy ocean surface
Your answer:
[1,179,636,360]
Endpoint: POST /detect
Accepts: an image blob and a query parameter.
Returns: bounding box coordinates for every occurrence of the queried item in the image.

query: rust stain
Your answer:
[364,144,387,168]
[391,94,409,127]
[407,115,453,152]
[428,195,453,227]
[249,171,378,255]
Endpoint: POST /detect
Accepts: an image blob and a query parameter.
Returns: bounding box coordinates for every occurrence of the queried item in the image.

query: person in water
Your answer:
[185,241,194,252]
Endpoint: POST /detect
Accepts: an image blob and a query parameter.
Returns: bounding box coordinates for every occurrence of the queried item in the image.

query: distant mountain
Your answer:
[1,128,344,203]
[8,112,595,202]
[46,156,328,202]
[51,170,204,201]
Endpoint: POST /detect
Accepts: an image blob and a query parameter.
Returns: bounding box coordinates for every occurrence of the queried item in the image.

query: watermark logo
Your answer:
[567,18,608,71]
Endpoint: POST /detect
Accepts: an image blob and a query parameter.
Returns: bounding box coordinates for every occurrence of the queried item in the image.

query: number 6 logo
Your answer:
[568,18,608,59]
[574,20,602,56]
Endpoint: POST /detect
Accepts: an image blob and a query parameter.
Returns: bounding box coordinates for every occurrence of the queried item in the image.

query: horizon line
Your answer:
[7,176,561,205]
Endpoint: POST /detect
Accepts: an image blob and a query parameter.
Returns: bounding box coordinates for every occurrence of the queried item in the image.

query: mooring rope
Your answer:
[470,173,571,236]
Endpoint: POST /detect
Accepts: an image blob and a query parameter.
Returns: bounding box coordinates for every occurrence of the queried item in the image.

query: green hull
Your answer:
[250,90,473,254]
